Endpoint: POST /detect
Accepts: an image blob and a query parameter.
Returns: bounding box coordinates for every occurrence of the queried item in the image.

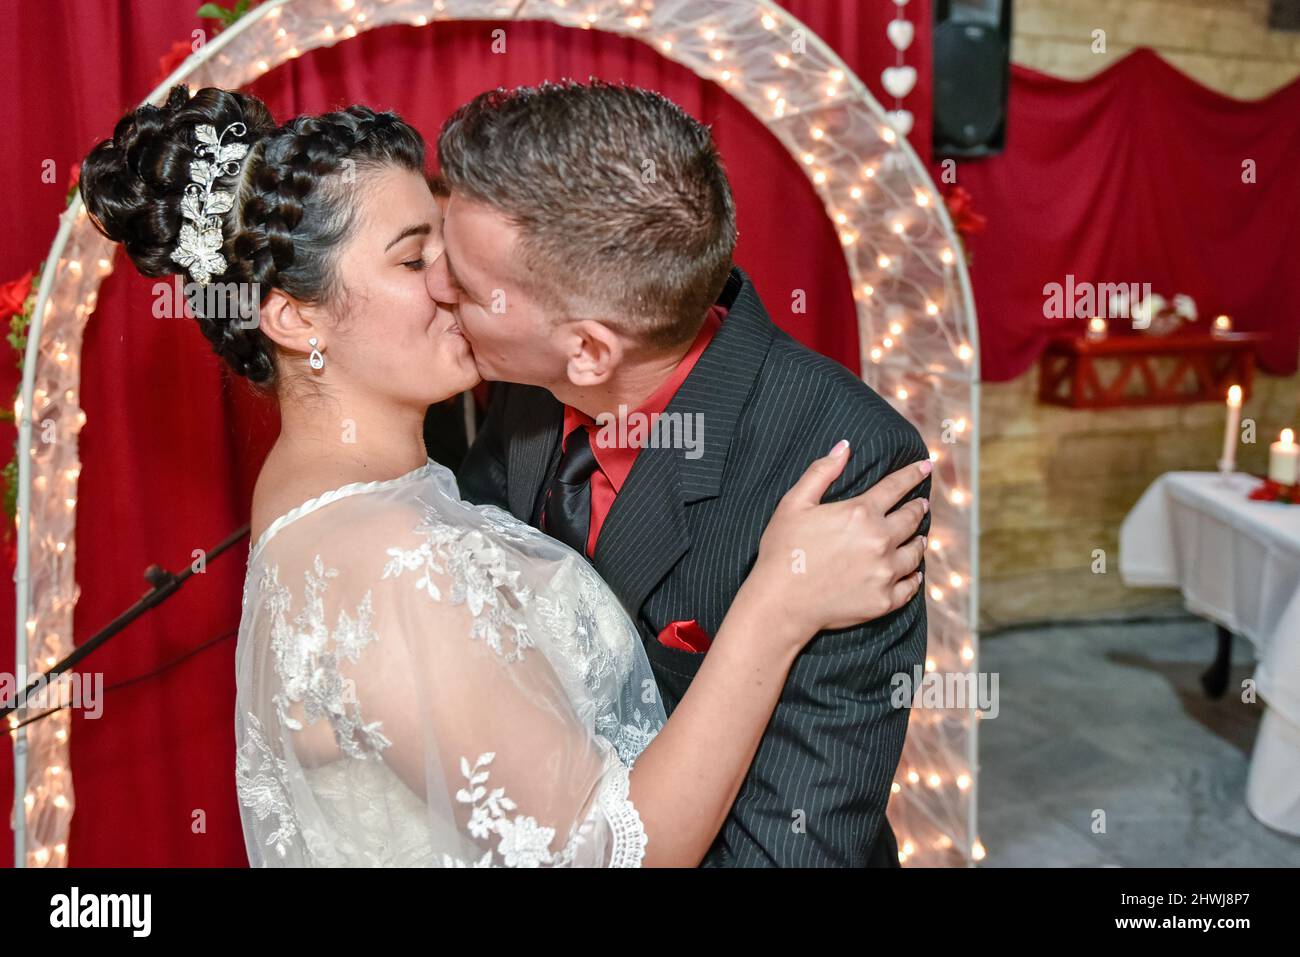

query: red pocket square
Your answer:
[657,618,713,654]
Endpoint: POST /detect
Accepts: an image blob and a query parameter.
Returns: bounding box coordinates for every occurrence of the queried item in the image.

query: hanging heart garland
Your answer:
[885,0,914,141]
[887,18,914,51]
[882,65,917,98]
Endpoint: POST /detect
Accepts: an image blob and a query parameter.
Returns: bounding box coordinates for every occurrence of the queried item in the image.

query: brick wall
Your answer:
[976,0,1300,626]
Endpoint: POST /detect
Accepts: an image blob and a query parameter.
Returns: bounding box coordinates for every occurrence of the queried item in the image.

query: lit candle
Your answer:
[1212,315,1232,337]
[1219,385,1242,473]
[1269,429,1298,485]
[1086,317,1107,341]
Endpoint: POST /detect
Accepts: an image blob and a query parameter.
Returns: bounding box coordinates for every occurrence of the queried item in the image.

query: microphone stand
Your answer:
[2,523,249,724]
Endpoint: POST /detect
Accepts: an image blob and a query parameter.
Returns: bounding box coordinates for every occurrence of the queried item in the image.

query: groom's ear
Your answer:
[561,319,624,388]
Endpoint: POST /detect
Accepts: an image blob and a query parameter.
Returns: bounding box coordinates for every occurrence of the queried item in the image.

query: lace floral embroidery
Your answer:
[237,468,666,868]
[454,752,560,867]
[478,502,627,686]
[382,500,535,661]
[597,708,662,767]
[475,503,549,546]
[235,713,299,859]
[448,752,646,868]
[261,559,391,759]
[534,558,619,693]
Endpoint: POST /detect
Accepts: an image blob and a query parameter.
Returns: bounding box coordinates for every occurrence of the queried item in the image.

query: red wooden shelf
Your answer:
[1038,331,1268,409]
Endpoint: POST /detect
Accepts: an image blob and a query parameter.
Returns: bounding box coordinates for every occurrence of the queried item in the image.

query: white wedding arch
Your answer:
[13,0,981,867]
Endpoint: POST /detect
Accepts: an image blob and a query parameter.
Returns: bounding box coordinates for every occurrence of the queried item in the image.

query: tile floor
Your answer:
[976,604,1300,867]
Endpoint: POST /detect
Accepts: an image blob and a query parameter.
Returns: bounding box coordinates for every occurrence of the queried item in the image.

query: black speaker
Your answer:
[1269,0,1300,30]
[933,0,1012,158]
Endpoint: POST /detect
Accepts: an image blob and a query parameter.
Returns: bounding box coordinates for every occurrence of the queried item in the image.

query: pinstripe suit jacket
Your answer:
[457,266,930,867]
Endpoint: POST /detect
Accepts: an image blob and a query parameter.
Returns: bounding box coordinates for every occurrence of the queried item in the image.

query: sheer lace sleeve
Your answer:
[234,462,665,867]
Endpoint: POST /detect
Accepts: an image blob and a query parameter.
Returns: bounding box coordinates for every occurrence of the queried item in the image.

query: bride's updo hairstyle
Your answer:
[80,85,425,388]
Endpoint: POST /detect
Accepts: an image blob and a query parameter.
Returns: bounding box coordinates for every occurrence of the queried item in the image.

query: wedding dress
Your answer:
[234,458,667,867]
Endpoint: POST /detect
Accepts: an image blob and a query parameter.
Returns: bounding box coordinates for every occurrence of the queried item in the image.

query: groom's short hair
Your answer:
[437,80,738,349]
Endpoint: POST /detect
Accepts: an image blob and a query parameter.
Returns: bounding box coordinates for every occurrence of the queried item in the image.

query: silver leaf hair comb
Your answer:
[170,121,248,285]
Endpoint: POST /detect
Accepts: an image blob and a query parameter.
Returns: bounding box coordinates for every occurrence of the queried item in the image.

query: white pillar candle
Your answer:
[1220,385,1242,473]
[1269,429,1298,485]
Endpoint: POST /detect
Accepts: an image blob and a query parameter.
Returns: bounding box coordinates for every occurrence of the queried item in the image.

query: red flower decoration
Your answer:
[1249,479,1300,504]
[944,186,987,239]
[0,271,34,323]
[157,40,193,83]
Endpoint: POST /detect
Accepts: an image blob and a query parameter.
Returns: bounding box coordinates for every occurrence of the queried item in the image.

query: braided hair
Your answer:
[80,86,426,387]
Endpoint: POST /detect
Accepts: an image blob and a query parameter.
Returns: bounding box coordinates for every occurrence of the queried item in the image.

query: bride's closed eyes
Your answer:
[384,221,439,273]
[397,241,442,274]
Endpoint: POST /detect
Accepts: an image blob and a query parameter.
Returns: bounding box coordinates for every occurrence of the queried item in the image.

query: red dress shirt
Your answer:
[554,305,725,557]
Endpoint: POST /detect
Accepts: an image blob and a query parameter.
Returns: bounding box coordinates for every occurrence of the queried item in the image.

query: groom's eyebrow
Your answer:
[384,223,433,252]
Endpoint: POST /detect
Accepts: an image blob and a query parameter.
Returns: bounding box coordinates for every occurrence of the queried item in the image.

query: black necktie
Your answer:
[542,426,600,555]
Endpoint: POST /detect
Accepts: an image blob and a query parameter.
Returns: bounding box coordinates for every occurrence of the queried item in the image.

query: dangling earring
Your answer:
[308,336,325,371]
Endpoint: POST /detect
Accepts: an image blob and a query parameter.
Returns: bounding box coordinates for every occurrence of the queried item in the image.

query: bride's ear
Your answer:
[259,288,322,355]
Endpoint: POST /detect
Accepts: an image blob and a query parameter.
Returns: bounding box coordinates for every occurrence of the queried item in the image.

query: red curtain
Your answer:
[957,49,1300,382]
[0,1,930,866]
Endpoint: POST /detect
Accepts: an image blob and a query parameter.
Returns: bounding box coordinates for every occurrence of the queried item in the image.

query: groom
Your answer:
[430,81,930,867]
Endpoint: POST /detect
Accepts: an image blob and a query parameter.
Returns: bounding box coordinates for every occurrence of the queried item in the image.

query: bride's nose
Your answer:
[425,254,459,305]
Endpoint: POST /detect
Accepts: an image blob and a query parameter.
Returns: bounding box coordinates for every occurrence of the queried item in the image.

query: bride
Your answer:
[80,86,930,867]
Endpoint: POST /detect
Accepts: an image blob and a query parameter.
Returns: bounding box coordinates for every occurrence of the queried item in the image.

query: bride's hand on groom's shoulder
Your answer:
[747,440,931,641]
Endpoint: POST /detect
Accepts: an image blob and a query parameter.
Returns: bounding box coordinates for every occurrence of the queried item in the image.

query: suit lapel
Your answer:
[592,266,777,620]
[591,440,690,620]
[504,385,562,521]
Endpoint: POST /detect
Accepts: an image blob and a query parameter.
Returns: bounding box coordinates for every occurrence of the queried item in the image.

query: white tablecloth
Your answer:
[1121,471,1300,835]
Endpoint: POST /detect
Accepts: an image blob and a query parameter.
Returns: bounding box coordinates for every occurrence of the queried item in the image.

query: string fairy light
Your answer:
[14,0,980,869]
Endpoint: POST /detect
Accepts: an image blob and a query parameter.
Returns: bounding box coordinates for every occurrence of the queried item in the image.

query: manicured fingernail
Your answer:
[921,498,930,512]
[919,459,933,475]
[831,439,850,456]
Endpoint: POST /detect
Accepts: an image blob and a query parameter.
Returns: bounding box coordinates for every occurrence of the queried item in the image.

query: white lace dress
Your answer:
[234,458,666,867]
